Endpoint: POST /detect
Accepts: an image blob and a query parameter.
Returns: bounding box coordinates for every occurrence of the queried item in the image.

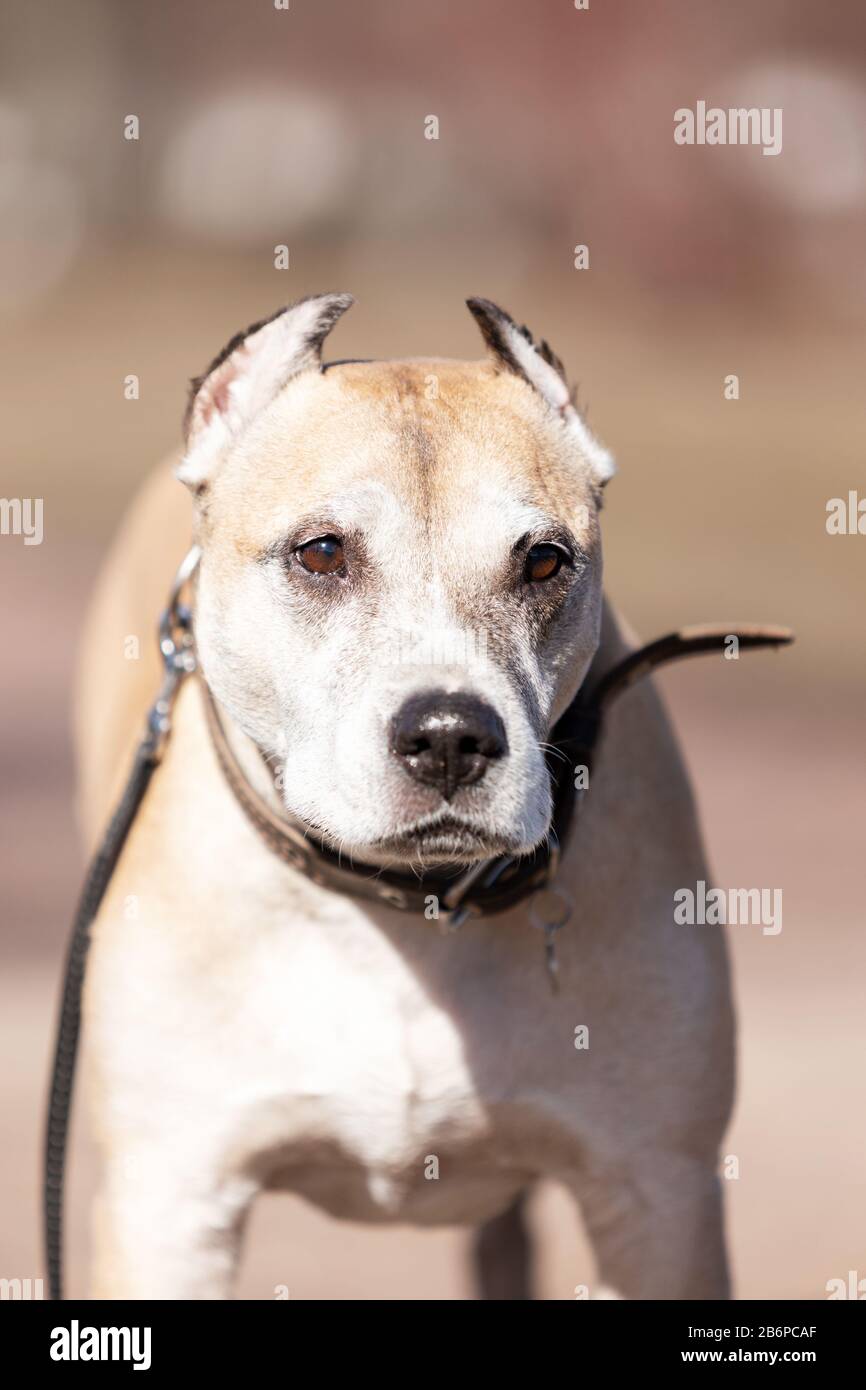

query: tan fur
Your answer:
[77,339,733,1300]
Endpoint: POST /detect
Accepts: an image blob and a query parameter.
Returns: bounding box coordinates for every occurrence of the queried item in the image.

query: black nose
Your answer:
[390,691,508,800]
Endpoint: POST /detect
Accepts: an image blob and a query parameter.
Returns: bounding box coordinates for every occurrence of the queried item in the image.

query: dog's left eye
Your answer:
[296,536,345,575]
[524,543,567,582]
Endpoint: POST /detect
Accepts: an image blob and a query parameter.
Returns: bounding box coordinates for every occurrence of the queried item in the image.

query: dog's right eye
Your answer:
[295,536,345,575]
[524,542,566,583]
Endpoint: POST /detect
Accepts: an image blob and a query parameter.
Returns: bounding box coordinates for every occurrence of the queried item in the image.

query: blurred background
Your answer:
[1,0,864,1299]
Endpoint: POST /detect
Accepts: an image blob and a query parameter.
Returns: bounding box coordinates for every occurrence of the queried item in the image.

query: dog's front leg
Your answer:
[91,1145,257,1299]
[569,1154,730,1300]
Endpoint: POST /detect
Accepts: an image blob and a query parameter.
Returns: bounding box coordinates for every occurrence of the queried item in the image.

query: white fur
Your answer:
[495,317,616,485]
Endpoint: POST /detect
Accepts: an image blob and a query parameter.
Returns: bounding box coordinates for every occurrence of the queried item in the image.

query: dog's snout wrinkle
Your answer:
[390,691,507,801]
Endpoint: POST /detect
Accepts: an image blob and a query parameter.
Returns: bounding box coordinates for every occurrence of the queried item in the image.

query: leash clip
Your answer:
[145,546,200,758]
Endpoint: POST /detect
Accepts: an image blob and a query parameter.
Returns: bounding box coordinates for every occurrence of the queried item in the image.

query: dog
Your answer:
[75,294,734,1299]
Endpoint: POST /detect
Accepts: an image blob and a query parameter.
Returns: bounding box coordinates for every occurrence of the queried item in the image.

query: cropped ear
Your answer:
[466,297,615,487]
[178,292,354,488]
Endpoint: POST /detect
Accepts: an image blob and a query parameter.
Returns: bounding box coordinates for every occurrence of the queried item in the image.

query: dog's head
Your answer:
[178,294,614,866]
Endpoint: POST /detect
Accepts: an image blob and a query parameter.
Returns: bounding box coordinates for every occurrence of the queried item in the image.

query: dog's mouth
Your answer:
[365,813,517,866]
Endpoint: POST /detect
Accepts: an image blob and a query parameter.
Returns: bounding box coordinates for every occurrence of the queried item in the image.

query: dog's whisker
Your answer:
[538,740,568,766]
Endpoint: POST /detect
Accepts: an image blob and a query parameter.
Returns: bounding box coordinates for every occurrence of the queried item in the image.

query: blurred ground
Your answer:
[1,0,865,1300]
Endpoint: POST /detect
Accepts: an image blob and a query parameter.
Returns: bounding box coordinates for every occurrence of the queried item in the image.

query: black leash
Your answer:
[43,743,161,1303]
[43,545,792,1298]
[44,549,198,1302]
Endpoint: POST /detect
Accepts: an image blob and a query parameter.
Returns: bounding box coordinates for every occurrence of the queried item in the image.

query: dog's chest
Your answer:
[221,903,528,1221]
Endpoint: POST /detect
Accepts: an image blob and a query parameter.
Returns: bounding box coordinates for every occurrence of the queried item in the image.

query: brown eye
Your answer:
[296,536,345,575]
[524,543,565,582]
